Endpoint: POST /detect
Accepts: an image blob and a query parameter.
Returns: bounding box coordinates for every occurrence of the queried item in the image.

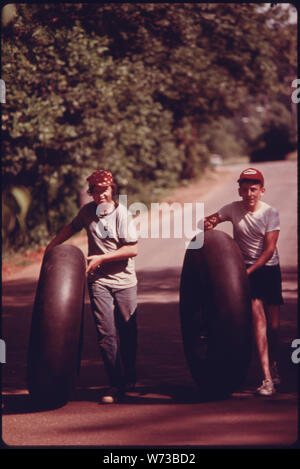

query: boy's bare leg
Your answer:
[251,298,272,380]
[264,304,280,364]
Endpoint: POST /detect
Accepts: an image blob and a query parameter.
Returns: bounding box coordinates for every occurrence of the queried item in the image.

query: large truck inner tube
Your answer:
[27,244,86,408]
[180,229,252,399]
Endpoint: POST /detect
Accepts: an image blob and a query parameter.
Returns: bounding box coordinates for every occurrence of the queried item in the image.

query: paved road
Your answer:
[1,161,298,449]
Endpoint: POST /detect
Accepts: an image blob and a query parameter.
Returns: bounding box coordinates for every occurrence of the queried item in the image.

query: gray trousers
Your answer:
[88,282,137,387]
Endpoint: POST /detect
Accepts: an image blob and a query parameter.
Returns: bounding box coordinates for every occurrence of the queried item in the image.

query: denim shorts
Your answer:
[246,264,284,305]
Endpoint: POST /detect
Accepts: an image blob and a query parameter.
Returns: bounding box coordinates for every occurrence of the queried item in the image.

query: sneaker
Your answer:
[99,387,123,404]
[270,362,281,386]
[256,379,275,396]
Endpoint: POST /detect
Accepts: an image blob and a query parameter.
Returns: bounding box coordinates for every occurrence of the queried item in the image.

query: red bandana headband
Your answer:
[87,170,114,187]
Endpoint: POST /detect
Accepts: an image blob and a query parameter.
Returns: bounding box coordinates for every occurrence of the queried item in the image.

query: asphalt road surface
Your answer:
[1,160,298,449]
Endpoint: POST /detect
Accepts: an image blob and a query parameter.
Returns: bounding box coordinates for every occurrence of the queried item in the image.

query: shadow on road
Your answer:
[136,266,181,297]
[1,383,232,415]
[2,264,298,415]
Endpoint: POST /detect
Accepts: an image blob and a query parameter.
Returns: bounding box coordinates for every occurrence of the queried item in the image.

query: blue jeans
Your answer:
[88,282,137,388]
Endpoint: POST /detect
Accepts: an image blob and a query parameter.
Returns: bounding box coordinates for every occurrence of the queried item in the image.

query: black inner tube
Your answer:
[27,244,86,408]
[180,230,252,398]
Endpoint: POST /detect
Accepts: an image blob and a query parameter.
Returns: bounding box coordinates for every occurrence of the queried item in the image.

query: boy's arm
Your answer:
[246,230,280,275]
[204,212,223,231]
[45,223,77,253]
[86,243,138,274]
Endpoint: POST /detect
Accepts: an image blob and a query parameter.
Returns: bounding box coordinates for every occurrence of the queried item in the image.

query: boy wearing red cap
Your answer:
[204,168,283,396]
[46,170,138,403]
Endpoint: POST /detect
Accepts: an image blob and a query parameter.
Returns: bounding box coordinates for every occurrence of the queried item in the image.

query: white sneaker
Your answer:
[256,379,275,396]
[99,387,123,404]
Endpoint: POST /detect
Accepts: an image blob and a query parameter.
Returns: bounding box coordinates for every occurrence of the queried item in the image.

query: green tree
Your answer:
[2,3,296,250]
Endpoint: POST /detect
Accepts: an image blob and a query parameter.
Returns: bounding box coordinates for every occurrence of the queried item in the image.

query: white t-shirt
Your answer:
[218,201,280,266]
[71,202,138,288]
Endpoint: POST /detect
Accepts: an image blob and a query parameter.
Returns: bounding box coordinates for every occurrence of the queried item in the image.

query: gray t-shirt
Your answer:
[218,201,280,266]
[71,202,138,288]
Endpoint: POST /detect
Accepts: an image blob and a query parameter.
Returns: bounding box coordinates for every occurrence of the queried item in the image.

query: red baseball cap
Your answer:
[87,170,114,188]
[237,168,264,186]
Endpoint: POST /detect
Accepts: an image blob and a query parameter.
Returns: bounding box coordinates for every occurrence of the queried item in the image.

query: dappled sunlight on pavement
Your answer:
[2,162,298,447]
[2,389,297,446]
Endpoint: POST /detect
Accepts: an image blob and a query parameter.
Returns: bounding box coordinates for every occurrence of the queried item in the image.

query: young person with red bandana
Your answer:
[46,170,138,403]
[204,168,283,396]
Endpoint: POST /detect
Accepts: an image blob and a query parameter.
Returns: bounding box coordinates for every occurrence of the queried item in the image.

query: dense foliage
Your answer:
[2,3,297,250]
